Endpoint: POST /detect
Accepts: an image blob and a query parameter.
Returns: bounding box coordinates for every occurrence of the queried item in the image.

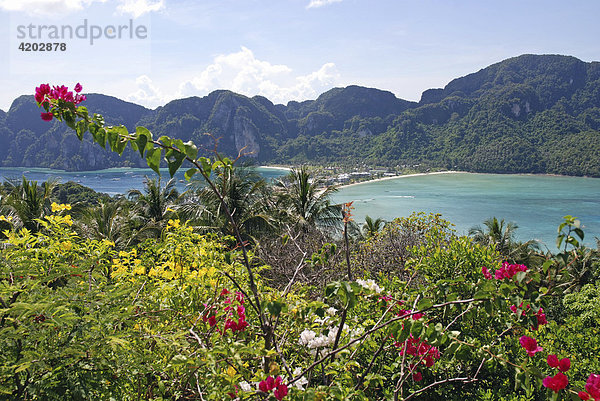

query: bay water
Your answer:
[332,172,600,249]
[1,168,598,249]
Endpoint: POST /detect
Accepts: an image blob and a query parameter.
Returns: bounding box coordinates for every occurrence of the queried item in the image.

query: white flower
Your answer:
[357,278,383,293]
[292,367,309,391]
[299,329,317,346]
[326,307,337,316]
[239,381,252,392]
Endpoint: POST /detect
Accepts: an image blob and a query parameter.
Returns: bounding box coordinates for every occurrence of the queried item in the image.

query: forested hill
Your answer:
[1,54,599,176]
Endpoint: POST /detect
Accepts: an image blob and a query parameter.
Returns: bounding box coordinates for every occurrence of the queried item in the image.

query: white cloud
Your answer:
[116,0,164,18]
[0,0,103,16]
[306,0,342,9]
[177,47,340,104]
[127,75,167,108]
[0,0,163,17]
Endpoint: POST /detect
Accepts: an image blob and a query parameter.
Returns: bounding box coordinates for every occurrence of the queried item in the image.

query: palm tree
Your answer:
[78,199,146,248]
[127,177,179,224]
[184,165,273,240]
[469,217,539,262]
[5,177,56,232]
[362,215,385,238]
[275,166,341,231]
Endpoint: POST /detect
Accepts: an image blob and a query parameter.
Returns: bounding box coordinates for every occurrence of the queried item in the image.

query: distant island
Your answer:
[1,54,599,176]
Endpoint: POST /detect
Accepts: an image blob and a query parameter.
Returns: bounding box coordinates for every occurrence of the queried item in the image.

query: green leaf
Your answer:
[165,148,186,177]
[184,168,197,181]
[417,298,433,311]
[135,127,151,157]
[397,320,412,344]
[146,147,161,175]
[266,301,286,317]
[75,120,88,140]
[410,321,423,338]
[183,141,198,159]
[106,126,129,155]
[89,124,106,148]
[199,157,212,176]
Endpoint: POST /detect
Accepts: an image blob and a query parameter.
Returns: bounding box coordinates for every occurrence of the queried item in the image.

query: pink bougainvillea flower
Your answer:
[40,112,53,121]
[519,336,543,356]
[258,379,269,393]
[537,308,548,326]
[273,377,288,400]
[481,266,493,280]
[219,288,230,297]
[578,391,590,400]
[585,374,600,399]
[543,372,569,393]
[412,371,423,382]
[547,354,559,368]
[34,91,45,103]
[558,358,571,372]
[74,82,82,93]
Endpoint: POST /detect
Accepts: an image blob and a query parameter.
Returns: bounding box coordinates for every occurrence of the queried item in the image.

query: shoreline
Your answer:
[336,170,466,189]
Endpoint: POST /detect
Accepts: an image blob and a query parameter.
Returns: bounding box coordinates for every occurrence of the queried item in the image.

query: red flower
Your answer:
[585,374,600,399]
[543,372,568,393]
[273,382,288,400]
[412,371,423,382]
[74,82,83,93]
[519,336,543,356]
[481,266,493,280]
[578,391,590,400]
[547,354,559,368]
[40,112,53,121]
[537,308,548,326]
[558,358,571,372]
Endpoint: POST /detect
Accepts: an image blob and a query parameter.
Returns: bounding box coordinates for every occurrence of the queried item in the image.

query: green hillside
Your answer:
[1,54,599,175]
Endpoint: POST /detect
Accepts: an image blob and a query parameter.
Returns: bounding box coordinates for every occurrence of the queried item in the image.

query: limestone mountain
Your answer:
[1,54,599,176]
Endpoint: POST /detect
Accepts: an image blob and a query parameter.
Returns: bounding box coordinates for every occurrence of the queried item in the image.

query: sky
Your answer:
[1,0,600,111]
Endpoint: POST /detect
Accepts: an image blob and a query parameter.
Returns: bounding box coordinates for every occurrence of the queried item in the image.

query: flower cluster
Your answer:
[259,376,288,400]
[396,334,441,379]
[35,83,86,121]
[482,262,527,280]
[547,354,571,372]
[357,278,384,294]
[579,374,600,400]
[202,289,248,334]
[298,327,339,349]
[510,303,547,329]
[543,354,571,393]
[519,336,543,356]
[543,372,569,393]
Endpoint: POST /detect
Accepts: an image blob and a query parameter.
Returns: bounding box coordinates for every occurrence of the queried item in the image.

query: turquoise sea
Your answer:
[332,172,600,249]
[1,168,598,249]
[0,166,289,195]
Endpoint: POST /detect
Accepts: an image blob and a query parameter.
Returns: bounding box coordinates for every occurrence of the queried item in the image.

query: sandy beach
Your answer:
[336,170,466,189]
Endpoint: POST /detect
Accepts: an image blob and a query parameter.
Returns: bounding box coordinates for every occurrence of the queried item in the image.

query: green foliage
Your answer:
[6,87,596,401]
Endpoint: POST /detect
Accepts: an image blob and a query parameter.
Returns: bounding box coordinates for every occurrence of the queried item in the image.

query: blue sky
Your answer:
[1,0,599,111]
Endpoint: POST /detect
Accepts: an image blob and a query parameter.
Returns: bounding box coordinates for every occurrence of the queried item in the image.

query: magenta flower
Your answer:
[40,112,53,121]
[585,374,600,399]
[74,82,82,93]
[578,391,590,400]
[543,372,568,393]
[273,379,288,400]
[412,371,423,382]
[519,336,543,356]
[558,358,571,372]
[547,354,559,368]
[481,266,493,280]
